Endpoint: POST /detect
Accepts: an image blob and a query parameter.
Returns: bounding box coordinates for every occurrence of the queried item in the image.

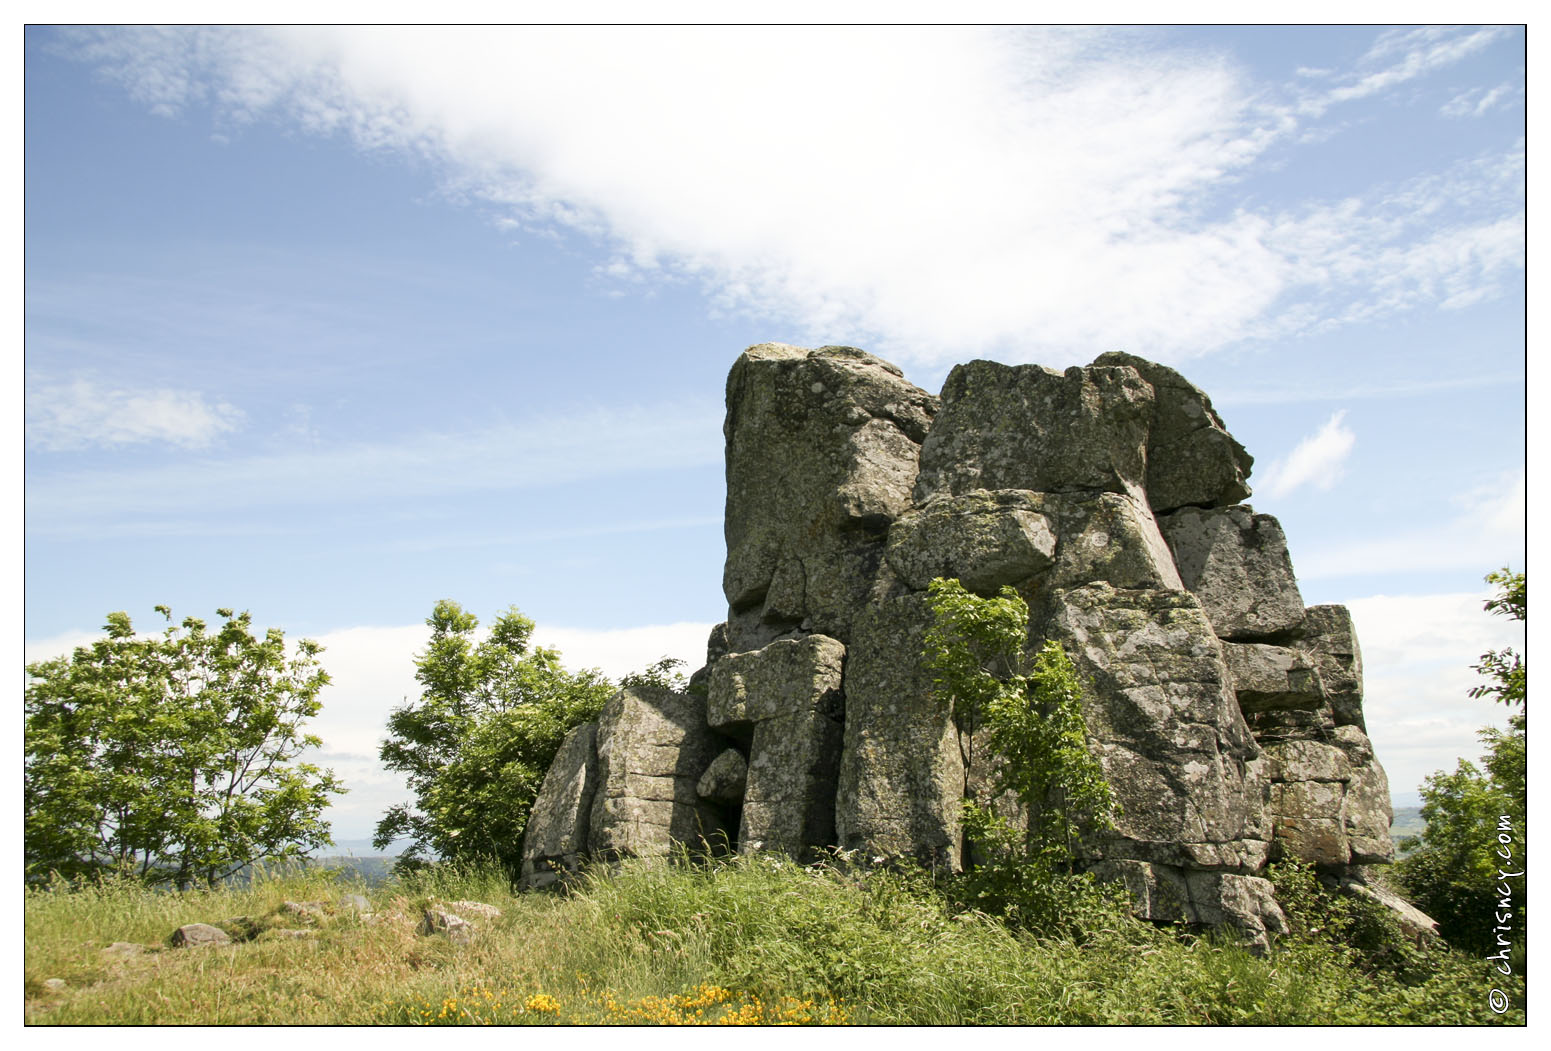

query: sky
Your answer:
[22,25,1528,845]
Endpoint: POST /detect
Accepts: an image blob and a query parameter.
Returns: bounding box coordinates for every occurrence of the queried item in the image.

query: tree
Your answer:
[1394,569,1526,953]
[373,600,615,875]
[24,607,344,888]
[923,578,1119,933]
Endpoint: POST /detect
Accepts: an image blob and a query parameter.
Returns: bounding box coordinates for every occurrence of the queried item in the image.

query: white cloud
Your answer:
[531,621,715,683]
[26,399,722,534]
[27,375,243,451]
[1257,410,1355,499]
[23,628,104,667]
[1310,26,1504,111]
[1442,82,1519,119]
[54,26,1523,368]
[1296,467,1525,580]
[1346,589,1524,806]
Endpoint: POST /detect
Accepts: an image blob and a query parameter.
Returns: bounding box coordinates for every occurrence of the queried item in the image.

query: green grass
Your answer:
[24,854,1524,1025]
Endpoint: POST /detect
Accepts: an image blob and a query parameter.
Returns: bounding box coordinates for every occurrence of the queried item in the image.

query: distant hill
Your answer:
[310,854,399,885]
[1391,806,1424,848]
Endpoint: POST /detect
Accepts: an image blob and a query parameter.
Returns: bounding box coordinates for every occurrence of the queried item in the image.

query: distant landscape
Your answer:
[1390,807,1424,845]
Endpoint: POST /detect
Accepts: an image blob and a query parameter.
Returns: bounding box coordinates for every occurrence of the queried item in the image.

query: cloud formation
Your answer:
[1347,588,1524,805]
[1257,410,1356,499]
[28,374,243,451]
[26,399,722,535]
[55,26,1523,367]
[1296,468,1524,580]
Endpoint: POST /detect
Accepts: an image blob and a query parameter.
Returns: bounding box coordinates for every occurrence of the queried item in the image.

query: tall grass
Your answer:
[23,854,1524,1025]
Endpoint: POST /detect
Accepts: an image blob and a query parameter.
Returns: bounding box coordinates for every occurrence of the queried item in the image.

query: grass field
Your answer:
[23,853,1522,1026]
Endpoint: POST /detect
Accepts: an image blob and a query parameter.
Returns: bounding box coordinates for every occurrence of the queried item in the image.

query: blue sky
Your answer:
[23,26,1526,842]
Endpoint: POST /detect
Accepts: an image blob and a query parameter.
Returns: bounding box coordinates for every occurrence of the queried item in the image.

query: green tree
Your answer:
[24,607,344,888]
[1395,569,1526,954]
[373,600,615,875]
[923,578,1119,934]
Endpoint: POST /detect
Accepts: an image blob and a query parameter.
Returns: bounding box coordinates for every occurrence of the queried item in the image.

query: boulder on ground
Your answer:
[588,685,728,861]
[520,721,599,889]
[169,923,230,948]
[1092,859,1288,953]
[420,907,473,944]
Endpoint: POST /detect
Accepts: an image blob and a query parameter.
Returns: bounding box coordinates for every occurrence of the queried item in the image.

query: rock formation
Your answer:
[519,343,1409,947]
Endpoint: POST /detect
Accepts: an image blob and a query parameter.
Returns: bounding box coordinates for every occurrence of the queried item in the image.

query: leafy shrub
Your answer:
[923,578,1122,937]
[374,601,615,876]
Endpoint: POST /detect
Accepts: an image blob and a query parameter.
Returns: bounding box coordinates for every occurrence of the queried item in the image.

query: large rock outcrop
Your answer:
[520,343,1412,947]
[721,343,937,652]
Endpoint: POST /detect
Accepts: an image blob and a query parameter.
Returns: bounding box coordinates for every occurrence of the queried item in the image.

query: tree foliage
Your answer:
[1394,568,1526,954]
[373,600,615,875]
[923,578,1120,933]
[24,607,344,888]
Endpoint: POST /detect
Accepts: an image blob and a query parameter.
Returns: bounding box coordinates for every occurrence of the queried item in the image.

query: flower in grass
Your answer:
[524,993,561,1014]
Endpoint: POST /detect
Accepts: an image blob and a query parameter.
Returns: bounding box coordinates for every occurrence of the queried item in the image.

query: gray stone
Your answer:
[742,709,844,857]
[709,634,846,858]
[1295,605,1366,729]
[1259,739,1351,784]
[42,978,67,992]
[101,941,145,959]
[446,900,502,921]
[722,344,937,649]
[914,360,1154,504]
[886,488,1181,597]
[588,685,728,861]
[420,907,473,944]
[1269,780,1350,866]
[1045,584,1271,873]
[1093,859,1287,952]
[510,344,1418,944]
[280,900,327,923]
[707,634,845,730]
[835,593,964,870]
[169,923,230,948]
[696,748,749,804]
[1340,743,1395,865]
[520,721,598,889]
[1158,505,1306,640]
[884,489,1057,595]
[1222,643,1326,715]
[1091,351,1253,513]
[1041,491,1184,592]
[1338,876,1439,944]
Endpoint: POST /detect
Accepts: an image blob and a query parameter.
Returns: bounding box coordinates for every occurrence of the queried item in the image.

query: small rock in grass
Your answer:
[420,907,473,944]
[444,900,501,922]
[169,923,230,948]
[101,941,145,958]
